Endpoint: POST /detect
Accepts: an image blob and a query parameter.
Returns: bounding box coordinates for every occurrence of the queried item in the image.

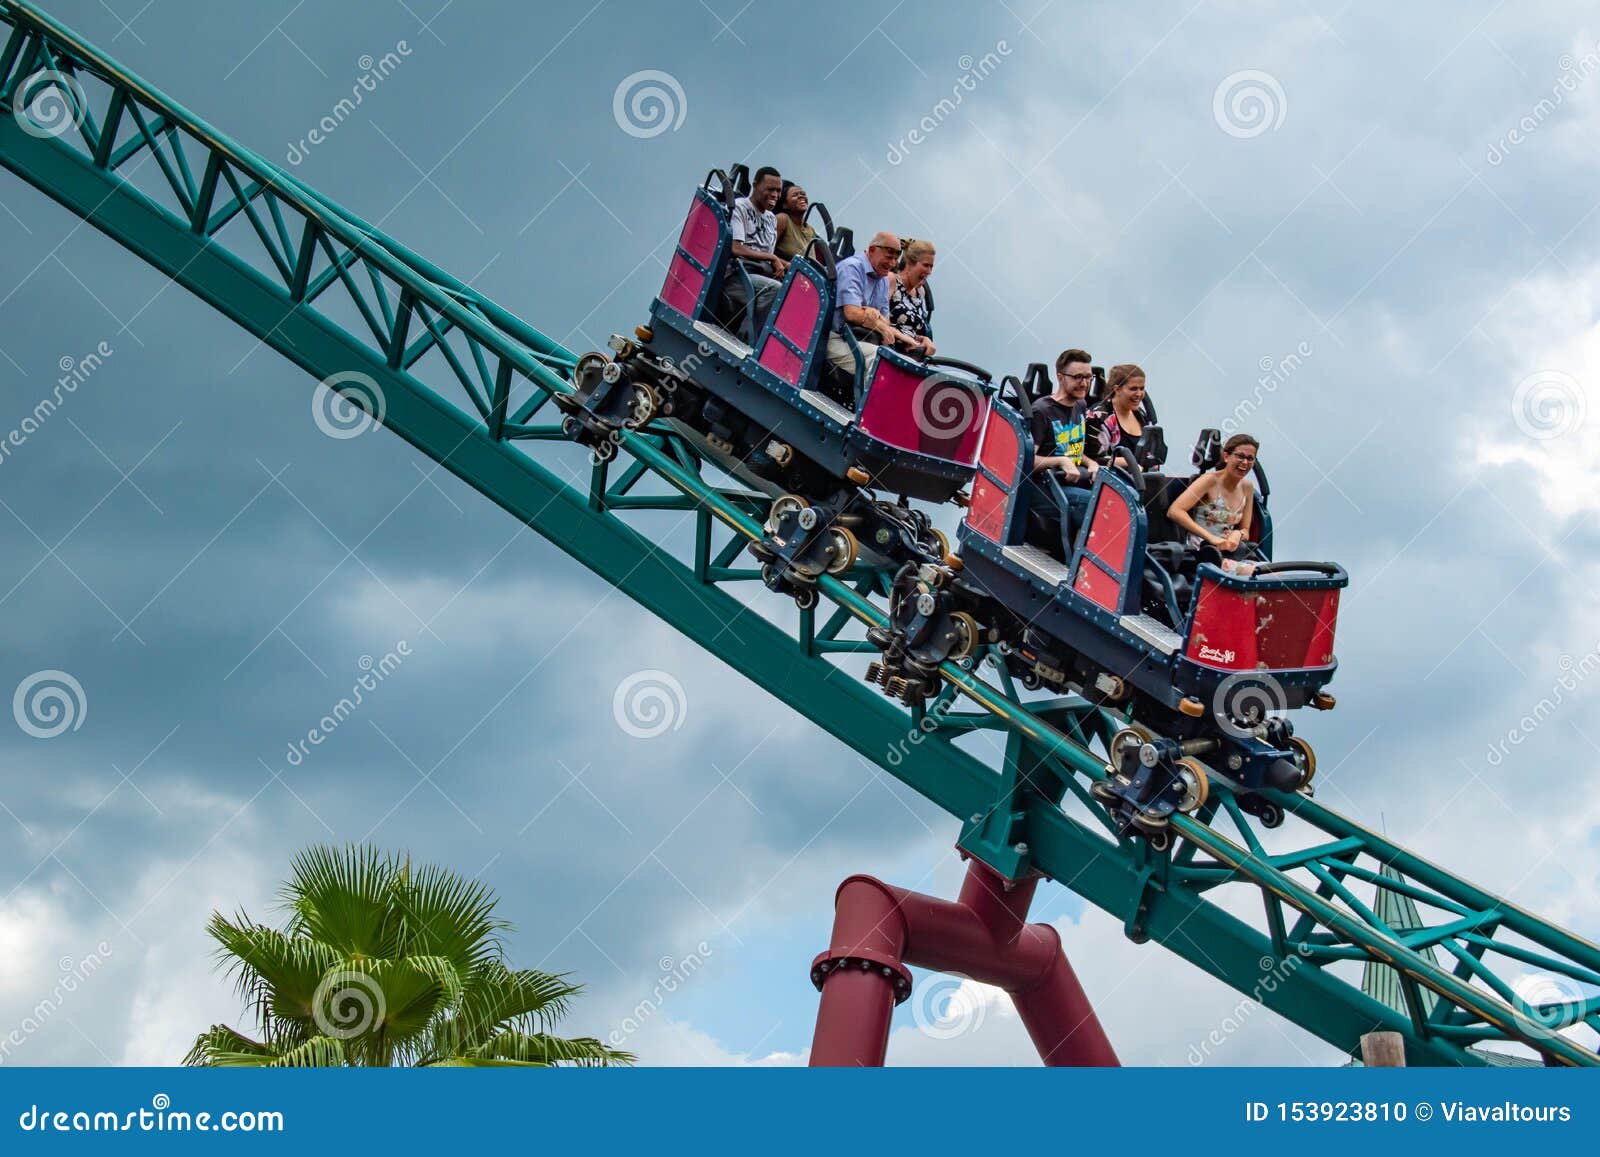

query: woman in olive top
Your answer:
[1167,433,1261,575]
[773,182,818,262]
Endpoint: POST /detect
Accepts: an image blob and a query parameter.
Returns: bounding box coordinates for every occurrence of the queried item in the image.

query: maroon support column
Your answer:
[808,876,914,1067]
[808,859,1118,1067]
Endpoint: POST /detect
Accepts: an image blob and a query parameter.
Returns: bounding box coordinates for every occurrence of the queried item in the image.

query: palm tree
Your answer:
[185,844,632,1067]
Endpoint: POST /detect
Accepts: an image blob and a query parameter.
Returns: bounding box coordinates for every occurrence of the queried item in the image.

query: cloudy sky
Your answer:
[1,0,1598,1068]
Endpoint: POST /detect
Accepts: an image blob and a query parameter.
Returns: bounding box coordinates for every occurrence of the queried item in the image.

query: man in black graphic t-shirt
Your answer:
[1030,349,1100,481]
[1026,348,1100,558]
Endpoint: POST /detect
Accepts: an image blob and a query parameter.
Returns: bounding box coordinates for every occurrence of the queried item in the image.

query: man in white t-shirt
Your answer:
[723,165,786,335]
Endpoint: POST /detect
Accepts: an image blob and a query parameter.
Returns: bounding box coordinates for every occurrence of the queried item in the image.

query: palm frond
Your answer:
[463,1029,634,1067]
[206,914,338,1029]
[264,1035,352,1067]
[392,859,507,972]
[191,843,621,1067]
[459,962,582,1035]
[184,1023,274,1067]
[281,844,403,958]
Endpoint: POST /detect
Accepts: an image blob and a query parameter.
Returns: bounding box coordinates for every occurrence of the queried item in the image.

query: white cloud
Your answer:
[1470,264,1600,519]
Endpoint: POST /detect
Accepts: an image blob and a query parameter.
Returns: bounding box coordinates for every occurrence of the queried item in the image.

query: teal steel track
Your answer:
[2,0,1596,1066]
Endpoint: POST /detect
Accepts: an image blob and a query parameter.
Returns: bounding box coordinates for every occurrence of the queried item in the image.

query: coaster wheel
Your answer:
[626,383,661,427]
[573,351,609,392]
[1173,757,1210,814]
[1287,736,1317,789]
[1108,724,1156,770]
[823,527,859,574]
[948,611,980,661]
[1089,779,1121,805]
[1131,810,1169,835]
[927,526,950,558]
[767,493,808,533]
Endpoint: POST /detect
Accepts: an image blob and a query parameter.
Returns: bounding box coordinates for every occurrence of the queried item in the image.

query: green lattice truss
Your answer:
[2,0,1597,1067]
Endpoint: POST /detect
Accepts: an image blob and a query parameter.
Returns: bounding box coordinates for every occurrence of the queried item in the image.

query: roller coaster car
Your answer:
[867,402,1346,840]
[557,166,992,603]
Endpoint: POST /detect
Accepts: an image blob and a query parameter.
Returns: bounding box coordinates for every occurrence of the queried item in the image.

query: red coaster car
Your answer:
[558,167,992,600]
[868,400,1346,839]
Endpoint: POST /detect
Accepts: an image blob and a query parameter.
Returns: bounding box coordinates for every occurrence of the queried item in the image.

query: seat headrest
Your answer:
[1192,427,1222,472]
[1023,363,1051,401]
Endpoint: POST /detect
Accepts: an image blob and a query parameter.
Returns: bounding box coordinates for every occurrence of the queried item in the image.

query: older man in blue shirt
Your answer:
[826,231,931,379]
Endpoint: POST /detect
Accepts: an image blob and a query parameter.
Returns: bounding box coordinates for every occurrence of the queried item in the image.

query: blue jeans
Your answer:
[1028,475,1092,559]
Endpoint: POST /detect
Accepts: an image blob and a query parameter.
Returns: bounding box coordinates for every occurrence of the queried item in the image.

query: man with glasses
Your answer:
[826,231,930,382]
[1027,348,1100,557]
